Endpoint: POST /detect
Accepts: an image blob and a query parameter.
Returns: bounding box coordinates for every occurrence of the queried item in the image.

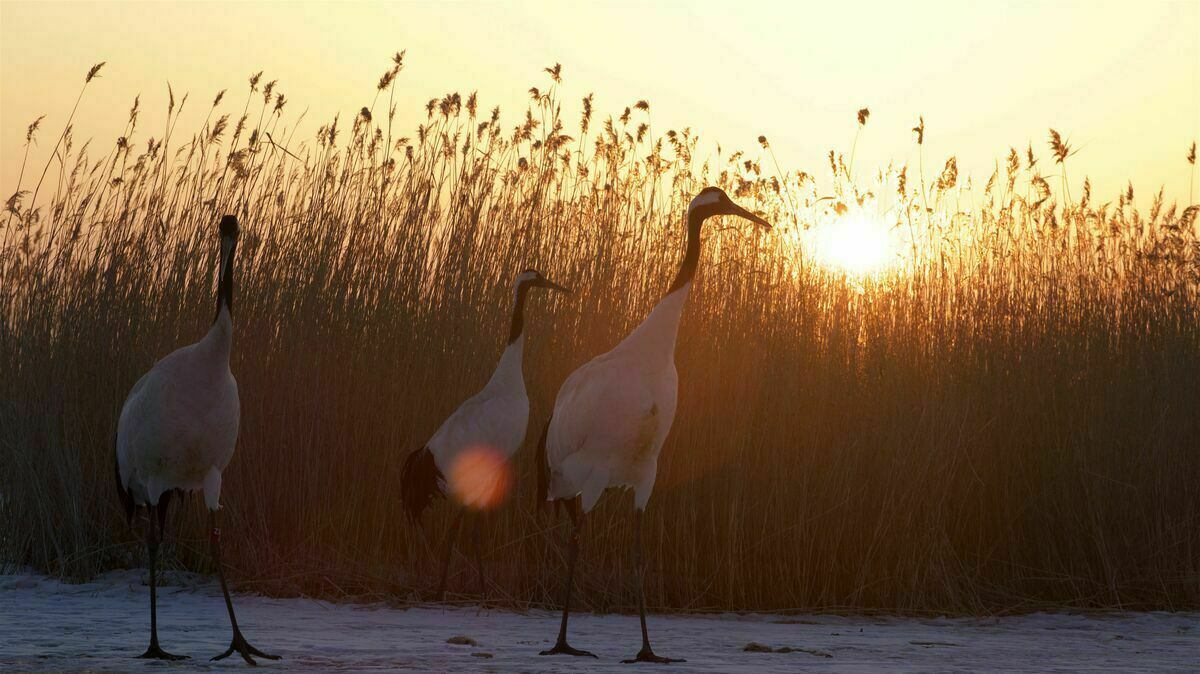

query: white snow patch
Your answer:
[1,570,1197,672]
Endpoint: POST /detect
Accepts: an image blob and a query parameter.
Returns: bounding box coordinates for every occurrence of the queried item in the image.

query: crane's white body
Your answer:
[545,282,690,512]
[425,273,538,507]
[117,304,237,512]
[426,339,529,501]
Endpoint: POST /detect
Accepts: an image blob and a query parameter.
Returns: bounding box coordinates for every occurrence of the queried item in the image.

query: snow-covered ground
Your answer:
[1,571,1196,672]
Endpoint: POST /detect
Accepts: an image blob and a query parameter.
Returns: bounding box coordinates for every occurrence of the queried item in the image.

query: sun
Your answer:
[807,209,902,276]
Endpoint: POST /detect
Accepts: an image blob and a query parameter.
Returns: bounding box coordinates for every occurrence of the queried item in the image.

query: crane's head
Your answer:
[688,187,771,228]
[517,268,571,293]
[215,215,240,320]
[219,214,240,240]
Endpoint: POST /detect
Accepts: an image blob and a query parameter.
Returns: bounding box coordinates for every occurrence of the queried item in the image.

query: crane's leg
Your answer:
[137,501,187,660]
[470,514,487,599]
[209,510,280,665]
[436,510,465,602]
[622,509,684,664]
[540,501,596,658]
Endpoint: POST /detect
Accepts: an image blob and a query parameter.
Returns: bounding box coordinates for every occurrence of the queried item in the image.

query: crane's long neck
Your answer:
[214,236,236,323]
[203,236,236,364]
[619,211,703,359]
[507,281,532,346]
[487,281,531,392]
[667,209,704,295]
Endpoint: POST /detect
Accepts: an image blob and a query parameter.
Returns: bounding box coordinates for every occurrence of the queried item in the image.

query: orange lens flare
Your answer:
[447,445,511,510]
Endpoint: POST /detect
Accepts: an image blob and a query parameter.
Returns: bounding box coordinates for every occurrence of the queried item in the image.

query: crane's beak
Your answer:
[728,203,772,229]
[540,279,572,293]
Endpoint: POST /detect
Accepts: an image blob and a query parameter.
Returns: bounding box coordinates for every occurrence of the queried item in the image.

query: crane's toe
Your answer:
[212,631,280,666]
[621,647,685,664]
[540,641,598,658]
[137,644,189,661]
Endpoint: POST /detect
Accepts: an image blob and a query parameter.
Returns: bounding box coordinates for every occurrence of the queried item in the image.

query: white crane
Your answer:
[401,268,569,600]
[114,215,277,665]
[537,187,770,662]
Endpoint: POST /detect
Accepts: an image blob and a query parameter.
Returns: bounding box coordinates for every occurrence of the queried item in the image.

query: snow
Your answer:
[1,571,1196,672]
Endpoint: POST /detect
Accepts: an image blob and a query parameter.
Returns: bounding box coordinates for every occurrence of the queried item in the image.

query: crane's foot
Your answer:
[137,643,188,661]
[212,631,280,666]
[540,640,598,658]
[621,647,685,664]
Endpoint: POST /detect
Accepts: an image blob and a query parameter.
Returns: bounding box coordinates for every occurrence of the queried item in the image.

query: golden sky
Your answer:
[3,0,1198,205]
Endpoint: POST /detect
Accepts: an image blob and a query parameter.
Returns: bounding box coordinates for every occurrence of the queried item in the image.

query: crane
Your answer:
[537,187,770,662]
[402,268,569,600]
[115,215,278,665]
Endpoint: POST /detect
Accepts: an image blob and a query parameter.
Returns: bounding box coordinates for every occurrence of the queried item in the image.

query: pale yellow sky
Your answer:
[2,0,1198,205]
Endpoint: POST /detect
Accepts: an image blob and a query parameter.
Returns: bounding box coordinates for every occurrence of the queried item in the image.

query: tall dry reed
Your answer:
[2,58,1198,614]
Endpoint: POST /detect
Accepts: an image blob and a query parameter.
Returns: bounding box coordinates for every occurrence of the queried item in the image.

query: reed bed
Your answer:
[2,58,1198,614]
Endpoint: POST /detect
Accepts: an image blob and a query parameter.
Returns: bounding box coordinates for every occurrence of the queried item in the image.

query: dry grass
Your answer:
[2,58,1198,615]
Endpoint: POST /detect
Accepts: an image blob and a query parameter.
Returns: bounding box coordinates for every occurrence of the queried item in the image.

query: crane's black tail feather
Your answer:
[113,434,135,524]
[400,447,444,521]
[536,418,551,510]
[536,419,581,521]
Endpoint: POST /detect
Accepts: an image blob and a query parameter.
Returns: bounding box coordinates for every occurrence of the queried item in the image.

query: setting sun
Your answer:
[807,209,904,276]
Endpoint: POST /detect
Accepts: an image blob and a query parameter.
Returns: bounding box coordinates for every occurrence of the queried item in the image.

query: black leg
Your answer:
[470,515,487,599]
[622,509,684,664]
[436,510,465,602]
[209,510,280,665]
[540,505,595,658]
[137,503,187,661]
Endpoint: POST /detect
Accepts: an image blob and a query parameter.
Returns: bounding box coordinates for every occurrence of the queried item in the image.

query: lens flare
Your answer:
[448,445,511,510]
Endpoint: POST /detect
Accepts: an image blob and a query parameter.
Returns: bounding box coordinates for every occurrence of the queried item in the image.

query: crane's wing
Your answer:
[427,389,529,470]
[546,352,672,510]
[424,389,528,509]
[115,342,239,507]
[115,367,158,492]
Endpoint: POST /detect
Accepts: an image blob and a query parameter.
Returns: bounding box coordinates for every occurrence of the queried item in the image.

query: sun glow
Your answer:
[807,209,904,276]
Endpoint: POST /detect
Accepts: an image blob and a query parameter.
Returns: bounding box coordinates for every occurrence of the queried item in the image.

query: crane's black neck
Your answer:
[666,210,705,295]
[507,281,533,345]
[214,237,236,322]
